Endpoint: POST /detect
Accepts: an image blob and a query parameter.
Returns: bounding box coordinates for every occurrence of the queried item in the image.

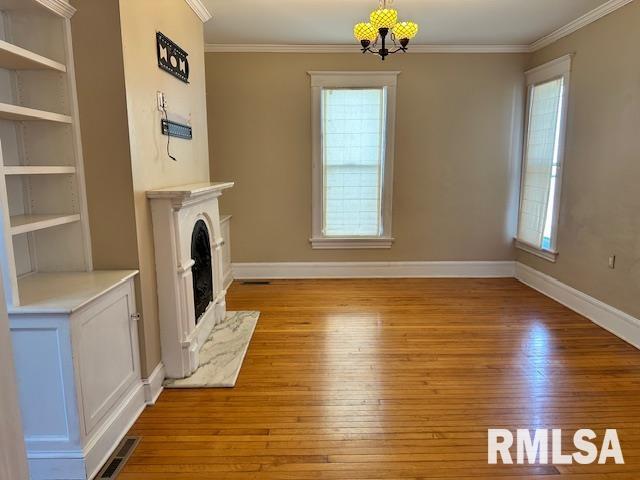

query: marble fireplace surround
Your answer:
[148,182,234,379]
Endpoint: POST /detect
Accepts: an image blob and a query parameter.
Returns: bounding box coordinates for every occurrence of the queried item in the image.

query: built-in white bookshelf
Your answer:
[0,4,146,479]
[0,0,92,307]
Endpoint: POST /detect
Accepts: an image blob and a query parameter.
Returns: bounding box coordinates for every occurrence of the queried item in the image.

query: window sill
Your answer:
[310,237,394,250]
[515,240,558,263]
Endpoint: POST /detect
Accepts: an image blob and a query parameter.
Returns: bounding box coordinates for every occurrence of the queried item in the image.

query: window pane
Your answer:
[518,78,564,249]
[322,88,385,236]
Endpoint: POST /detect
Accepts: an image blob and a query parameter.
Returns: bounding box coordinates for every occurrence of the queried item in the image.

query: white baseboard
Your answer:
[223,269,234,291]
[84,382,146,480]
[142,362,165,405]
[516,262,640,350]
[27,456,85,480]
[28,382,147,480]
[232,261,516,279]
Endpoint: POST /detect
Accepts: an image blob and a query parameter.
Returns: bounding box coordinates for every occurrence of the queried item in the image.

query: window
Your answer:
[309,71,398,249]
[516,56,571,262]
[323,88,385,236]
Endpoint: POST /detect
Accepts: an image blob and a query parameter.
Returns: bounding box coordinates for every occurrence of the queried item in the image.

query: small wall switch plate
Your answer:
[156,91,166,111]
[608,255,616,269]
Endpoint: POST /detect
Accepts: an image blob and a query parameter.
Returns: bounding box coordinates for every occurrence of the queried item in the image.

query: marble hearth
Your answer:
[148,182,234,379]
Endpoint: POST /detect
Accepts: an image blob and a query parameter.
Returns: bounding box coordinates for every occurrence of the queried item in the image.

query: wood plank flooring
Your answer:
[122,278,640,479]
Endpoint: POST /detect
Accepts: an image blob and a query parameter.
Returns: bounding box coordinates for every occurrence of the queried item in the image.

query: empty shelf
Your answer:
[0,39,66,72]
[10,213,81,235]
[3,165,76,175]
[0,102,72,123]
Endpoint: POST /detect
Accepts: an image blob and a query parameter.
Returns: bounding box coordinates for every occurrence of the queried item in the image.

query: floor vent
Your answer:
[242,280,271,285]
[97,436,140,479]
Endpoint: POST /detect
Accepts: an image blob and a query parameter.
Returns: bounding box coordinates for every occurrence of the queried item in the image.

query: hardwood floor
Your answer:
[122,279,640,479]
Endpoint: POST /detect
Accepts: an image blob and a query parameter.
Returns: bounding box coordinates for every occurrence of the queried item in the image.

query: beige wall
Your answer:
[118,0,211,374]
[518,1,640,319]
[72,0,210,375]
[207,53,527,262]
[71,0,138,270]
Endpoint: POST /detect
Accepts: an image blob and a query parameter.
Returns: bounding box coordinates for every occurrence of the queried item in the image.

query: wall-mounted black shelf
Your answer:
[161,119,192,140]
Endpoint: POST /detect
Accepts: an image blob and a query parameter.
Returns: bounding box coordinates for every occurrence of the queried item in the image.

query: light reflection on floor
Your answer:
[321,312,383,428]
[521,321,552,428]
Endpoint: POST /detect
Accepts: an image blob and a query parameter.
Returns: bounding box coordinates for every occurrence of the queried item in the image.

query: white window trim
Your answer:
[308,71,399,249]
[515,239,558,263]
[516,54,572,262]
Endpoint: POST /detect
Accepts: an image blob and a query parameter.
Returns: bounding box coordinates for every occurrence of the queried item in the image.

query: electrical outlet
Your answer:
[608,255,616,269]
[156,91,166,111]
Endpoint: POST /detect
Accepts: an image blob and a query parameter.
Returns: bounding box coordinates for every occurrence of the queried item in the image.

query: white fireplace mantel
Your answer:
[147,182,234,203]
[147,182,234,379]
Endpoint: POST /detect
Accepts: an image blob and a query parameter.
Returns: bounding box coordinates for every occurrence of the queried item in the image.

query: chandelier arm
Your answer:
[364,46,407,56]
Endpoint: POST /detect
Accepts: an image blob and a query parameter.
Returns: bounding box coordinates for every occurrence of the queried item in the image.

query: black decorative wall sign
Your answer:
[161,119,193,140]
[156,32,189,83]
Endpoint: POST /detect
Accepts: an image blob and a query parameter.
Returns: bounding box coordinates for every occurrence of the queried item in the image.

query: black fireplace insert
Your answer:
[190,219,213,323]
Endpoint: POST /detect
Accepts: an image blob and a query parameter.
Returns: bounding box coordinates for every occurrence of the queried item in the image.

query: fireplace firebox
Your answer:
[191,219,213,323]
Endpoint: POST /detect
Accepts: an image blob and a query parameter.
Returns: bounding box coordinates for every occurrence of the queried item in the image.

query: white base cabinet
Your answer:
[9,271,144,480]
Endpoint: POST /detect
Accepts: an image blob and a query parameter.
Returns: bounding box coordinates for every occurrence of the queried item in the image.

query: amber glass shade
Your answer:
[370,8,398,29]
[354,22,378,42]
[392,21,419,40]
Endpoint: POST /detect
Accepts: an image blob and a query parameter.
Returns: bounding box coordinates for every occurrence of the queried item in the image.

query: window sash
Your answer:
[517,56,570,256]
[518,78,564,249]
[321,88,387,237]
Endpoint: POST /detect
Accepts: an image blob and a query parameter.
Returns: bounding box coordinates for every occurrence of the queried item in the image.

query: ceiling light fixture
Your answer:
[354,0,419,61]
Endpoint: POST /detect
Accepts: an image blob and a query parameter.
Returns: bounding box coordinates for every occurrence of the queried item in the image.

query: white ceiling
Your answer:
[202,0,610,46]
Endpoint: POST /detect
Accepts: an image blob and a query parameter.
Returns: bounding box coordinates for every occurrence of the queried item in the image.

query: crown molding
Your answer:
[529,0,635,51]
[184,0,213,23]
[36,0,76,19]
[205,44,354,53]
[204,0,635,55]
[412,44,529,53]
[204,44,530,54]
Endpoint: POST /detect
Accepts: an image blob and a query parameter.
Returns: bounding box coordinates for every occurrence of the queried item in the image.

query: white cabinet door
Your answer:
[73,281,140,437]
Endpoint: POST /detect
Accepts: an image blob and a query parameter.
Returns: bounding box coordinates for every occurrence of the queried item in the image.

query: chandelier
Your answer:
[354,0,419,61]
